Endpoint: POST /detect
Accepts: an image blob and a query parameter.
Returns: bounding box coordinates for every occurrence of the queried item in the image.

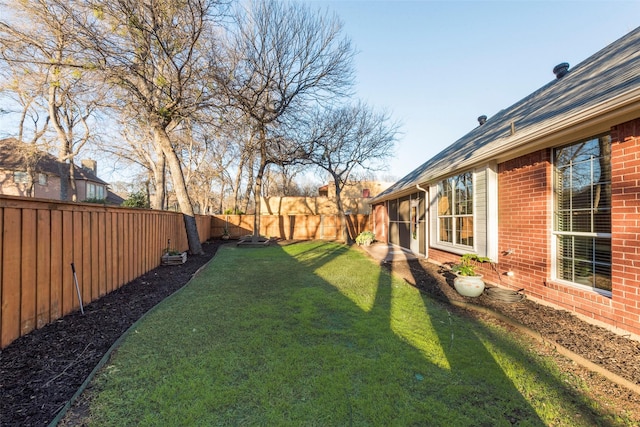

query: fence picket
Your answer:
[21,209,37,335]
[36,209,51,329]
[50,210,62,320]
[2,208,22,347]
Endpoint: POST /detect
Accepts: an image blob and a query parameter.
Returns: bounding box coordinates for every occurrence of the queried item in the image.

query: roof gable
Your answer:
[0,138,108,185]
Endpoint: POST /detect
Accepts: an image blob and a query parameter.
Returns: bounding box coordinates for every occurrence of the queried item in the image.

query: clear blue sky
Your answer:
[315,0,640,181]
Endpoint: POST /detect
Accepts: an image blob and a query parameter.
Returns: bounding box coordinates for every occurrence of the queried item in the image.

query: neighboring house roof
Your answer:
[374,26,640,202]
[0,138,108,185]
[106,190,125,206]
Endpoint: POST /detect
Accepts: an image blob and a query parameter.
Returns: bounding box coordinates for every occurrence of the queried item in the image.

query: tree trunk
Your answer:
[241,153,255,214]
[333,178,353,244]
[253,156,267,241]
[252,131,268,241]
[151,145,166,210]
[152,122,203,255]
[68,161,77,201]
[57,162,69,200]
[233,149,247,213]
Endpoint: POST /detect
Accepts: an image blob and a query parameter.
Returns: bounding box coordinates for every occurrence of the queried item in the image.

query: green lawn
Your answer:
[85,241,626,426]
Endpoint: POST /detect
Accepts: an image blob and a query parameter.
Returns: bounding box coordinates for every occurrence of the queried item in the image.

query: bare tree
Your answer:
[218,0,355,241]
[0,61,50,145]
[66,0,229,254]
[174,123,233,215]
[0,0,102,201]
[96,112,168,209]
[263,163,309,197]
[304,102,399,243]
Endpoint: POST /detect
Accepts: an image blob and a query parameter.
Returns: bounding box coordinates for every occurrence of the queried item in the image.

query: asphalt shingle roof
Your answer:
[374,26,640,202]
[0,138,108,185]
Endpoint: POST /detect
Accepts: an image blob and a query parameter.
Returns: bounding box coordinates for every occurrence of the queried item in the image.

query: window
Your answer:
[38,173,47,186]
[87,183,105,200]
[553,135,611,292]
[437,171,473,247]
[13,171,29,184]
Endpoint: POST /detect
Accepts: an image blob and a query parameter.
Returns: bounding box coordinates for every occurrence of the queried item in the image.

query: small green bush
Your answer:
[452,253,492,276]
[224,208,245,214]
[355,230,375,246]
[122,191,150,208]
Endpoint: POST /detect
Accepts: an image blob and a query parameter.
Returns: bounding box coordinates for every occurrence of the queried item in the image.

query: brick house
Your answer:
[0,138,121,204]
[370,27,640,338]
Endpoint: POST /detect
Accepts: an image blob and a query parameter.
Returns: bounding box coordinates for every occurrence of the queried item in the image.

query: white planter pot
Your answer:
[453,274,485,297]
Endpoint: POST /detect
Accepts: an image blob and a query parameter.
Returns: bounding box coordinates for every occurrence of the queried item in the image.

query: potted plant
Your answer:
[356,230,375,246]
[451,253,492,297]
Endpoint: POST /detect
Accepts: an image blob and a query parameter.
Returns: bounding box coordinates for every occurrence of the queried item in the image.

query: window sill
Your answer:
[431,241,476,257]
[547,278,612,298]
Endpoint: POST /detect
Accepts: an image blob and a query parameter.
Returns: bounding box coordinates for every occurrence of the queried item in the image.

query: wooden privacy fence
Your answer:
[210,214,372,241]
[0,195,211,349]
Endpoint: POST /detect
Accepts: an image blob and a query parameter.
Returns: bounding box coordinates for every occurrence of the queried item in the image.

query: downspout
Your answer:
[416,184,429,258]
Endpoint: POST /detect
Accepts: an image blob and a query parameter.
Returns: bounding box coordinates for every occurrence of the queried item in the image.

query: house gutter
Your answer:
[455,91,640,180]
[479,90,640,163]
[416,184,428,202]
[374,90,640,204]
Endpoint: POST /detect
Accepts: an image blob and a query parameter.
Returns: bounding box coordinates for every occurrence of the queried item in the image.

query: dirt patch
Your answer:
[2,240,640,425]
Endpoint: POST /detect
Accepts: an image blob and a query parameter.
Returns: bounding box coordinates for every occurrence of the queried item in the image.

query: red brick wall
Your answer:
[610,118,640,336]
[497,150,552,299]
[480,119,640,338]
[495,148,622,333]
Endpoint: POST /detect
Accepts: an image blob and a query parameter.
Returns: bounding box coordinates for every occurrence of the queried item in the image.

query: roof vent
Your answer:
[477,115,487,126]
[553,62,570,79]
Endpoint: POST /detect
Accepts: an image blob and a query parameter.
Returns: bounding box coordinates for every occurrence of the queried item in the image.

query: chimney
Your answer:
[477,115,487,126]
[553,62,570,79]
[81,159,97,175]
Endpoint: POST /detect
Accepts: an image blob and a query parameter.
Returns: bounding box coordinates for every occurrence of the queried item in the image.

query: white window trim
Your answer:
[428,165,498,260]
[14,171,29,184]
[429,170,477,256]
[550,136,612,296]
[485,162,499,262]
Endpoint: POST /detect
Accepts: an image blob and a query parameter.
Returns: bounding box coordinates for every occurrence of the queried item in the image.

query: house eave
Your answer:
[372,89,640,204]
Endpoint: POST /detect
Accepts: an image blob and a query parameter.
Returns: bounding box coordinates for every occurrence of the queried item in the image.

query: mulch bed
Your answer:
[1,240,222,427]
[2,240,640,425]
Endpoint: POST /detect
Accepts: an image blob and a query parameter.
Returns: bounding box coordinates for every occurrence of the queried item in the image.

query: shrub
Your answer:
[452,253,492,276]
[355,231,375,246]
[122,191,150,208]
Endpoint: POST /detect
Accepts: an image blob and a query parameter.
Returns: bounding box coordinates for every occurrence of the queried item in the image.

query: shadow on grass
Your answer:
[393,246,620,426]
[83,241,623,426]
[364,246,546,426]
